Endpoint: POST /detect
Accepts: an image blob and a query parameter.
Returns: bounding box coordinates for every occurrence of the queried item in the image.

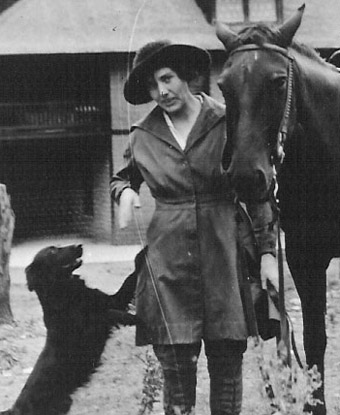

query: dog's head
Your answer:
[25,244,83,292]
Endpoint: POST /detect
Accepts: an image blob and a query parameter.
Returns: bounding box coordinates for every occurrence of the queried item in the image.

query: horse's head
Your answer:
[217,5,305,202]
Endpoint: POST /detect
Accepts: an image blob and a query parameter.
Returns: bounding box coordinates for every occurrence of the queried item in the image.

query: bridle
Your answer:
[228,43,295,167]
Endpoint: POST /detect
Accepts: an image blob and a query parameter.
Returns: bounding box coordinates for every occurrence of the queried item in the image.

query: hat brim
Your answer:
[124,44,211,105]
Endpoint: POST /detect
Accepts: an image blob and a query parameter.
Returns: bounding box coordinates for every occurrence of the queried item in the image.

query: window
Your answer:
[216,0,283,24]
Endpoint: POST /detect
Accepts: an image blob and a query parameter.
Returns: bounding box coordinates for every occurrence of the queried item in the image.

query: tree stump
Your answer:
[0,184,15,324]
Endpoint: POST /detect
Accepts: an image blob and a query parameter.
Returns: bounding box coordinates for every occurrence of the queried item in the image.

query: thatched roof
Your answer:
[0,0,220,55]
[0,0,339,56]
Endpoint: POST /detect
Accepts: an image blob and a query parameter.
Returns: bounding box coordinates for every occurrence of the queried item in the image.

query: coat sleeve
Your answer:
[110,142,144,204]
[246,199,278,257]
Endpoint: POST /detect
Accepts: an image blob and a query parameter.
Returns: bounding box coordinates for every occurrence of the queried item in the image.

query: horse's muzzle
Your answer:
[227,168,271,202]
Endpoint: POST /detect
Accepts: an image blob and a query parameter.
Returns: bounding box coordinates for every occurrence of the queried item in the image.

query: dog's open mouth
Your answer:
[73,258,83,270]
[62,257,83,274]
[60,245,83,274]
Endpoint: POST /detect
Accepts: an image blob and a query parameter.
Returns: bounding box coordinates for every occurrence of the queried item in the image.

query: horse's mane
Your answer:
[235,23,333,69]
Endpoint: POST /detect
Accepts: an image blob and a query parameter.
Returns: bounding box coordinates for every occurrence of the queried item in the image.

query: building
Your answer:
[0,0,338,244]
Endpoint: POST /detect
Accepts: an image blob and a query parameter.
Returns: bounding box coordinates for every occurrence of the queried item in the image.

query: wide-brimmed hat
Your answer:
[124,40,211,105]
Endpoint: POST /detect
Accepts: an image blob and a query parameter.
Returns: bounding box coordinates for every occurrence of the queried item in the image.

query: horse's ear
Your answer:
[277,4,305,47]
[216,21,240,53]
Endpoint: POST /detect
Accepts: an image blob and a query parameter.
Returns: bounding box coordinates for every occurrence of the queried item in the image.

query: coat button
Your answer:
[188,231,196,240]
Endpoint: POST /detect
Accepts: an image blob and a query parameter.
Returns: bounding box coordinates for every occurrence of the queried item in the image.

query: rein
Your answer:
[277,214,291,366]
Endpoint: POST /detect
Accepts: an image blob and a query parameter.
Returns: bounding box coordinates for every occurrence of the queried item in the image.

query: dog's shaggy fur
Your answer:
[1,244,142,415]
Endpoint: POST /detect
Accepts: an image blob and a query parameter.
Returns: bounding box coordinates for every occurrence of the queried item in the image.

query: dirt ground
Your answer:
[1,258,340,414]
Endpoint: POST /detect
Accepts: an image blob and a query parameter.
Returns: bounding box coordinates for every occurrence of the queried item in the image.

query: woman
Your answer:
[110,40,278,415]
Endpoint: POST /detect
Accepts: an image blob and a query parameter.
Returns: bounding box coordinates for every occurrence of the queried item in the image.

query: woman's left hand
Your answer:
[260,253,279,291]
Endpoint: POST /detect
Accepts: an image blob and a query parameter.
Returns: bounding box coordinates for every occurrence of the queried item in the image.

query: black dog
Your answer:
[1,244,143,415]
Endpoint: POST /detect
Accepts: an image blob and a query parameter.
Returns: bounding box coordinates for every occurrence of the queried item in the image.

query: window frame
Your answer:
[214,0,283,25]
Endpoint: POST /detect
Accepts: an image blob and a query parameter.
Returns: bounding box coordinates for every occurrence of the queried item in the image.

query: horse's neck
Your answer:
[294,52,340,154]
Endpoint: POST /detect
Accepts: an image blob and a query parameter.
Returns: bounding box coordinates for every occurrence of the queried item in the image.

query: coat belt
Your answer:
[155,194,232,209]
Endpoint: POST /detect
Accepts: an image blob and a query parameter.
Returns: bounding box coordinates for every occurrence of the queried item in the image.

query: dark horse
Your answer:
[216,5,340,415]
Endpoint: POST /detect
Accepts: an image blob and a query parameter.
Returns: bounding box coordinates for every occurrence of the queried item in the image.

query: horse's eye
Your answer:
[272,76,287,91]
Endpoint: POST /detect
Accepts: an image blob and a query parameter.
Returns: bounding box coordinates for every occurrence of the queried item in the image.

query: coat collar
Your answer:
[132,93,226,152]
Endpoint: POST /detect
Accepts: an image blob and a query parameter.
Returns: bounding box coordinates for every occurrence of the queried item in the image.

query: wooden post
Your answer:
[0,184,15,324]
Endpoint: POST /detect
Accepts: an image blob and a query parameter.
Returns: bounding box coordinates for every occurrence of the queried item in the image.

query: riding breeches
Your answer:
[153,339,247,415]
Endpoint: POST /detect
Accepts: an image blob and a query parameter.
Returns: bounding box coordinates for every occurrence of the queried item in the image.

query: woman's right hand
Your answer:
[118,188,141,229]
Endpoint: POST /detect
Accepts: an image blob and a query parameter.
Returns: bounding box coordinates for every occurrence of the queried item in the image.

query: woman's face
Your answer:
[147,67,192,115]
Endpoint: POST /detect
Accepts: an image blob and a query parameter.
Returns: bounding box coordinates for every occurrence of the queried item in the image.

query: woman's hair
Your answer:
[151,61,199,83]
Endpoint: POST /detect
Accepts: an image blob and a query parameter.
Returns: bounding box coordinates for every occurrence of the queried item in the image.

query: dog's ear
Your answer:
[25,263,44,292]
